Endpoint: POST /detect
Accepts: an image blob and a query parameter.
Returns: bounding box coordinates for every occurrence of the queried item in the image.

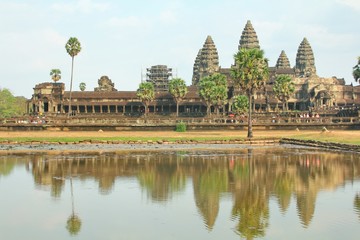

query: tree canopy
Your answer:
[169,78,188,116]
[0,88,27,118]
[231,48,269,138]
[65,37,82,117]
[50,69,61,82]
[353,56,360,83]
[232,95,249,115]
[273,75,295,111]
[137,82,155,115]
[198,73,228,115]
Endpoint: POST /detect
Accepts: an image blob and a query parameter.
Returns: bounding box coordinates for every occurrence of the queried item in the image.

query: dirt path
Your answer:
[0,129,359,140]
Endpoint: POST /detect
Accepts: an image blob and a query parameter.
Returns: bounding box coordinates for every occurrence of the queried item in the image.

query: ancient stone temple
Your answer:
[238,20,260,50]
[28,20,360,117]
[295,38,316,77]
[192,36,220,85]
[276,50,291,69]
[94,76,117,92]
[146,65,172,92]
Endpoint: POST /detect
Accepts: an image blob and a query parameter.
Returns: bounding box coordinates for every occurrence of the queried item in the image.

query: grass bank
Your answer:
[0,130,359,145]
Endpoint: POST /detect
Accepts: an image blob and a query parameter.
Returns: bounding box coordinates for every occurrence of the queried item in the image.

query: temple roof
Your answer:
[276,50,291,69]
[238,20,260,50]
[295,37,316,77]
[191,35,220,85]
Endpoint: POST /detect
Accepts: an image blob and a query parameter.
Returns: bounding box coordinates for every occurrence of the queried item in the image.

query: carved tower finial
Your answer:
[191,35,219,85]
[239,20,260,50]
[295,38,316,77]
[276,50,291,69]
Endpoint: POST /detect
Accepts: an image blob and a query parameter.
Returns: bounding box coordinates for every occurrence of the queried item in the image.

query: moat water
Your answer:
[1,146,360,240]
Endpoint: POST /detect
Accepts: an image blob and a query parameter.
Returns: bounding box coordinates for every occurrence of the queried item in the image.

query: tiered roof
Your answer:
[276,50,291,69]
[191,36,219,85]
[238,20,260,49]
[295,38,316,77]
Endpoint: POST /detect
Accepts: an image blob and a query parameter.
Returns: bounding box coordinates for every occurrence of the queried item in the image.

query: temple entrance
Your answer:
[43,97,49,113]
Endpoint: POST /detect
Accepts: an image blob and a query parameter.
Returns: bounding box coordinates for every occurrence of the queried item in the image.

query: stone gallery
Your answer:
[29,20,360,116]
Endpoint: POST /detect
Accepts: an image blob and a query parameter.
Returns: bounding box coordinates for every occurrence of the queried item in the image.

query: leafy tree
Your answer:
[50,69,61,82]
[169,78,188,116]
[211,73,228,115]
[199,76,215,115]
[199,73,228,116]
[0,88,26,118]
[273,75,295,111]
[65,37,81,116]
[66,214,82,236]
[79,82,86,91]
[137,82,155,116]
[231,48,269,138]
[353,56,360,83]
[232,95,248,115]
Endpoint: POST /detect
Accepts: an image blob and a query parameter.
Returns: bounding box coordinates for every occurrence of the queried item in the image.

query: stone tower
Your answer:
[146,65,172,92]
[191,35,219,85]
[295,38,316,77]
[238,20,260,50]
[276,50,291,69]
[192,50,202,85]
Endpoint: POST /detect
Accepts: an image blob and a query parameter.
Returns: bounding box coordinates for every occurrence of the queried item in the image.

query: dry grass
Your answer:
[0,129,359,144]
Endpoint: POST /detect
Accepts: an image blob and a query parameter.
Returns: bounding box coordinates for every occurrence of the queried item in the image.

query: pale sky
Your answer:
[1,0,359,98]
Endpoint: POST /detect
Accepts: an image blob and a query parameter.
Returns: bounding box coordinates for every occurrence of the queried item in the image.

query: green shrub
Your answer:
[175,121,187,132]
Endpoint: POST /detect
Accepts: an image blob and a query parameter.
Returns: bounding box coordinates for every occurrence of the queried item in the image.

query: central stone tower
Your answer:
[295,38,316,77]
[238,20,260,49]
[192,35,220,85]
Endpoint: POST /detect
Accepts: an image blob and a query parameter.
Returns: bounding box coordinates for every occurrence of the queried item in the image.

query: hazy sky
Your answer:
[1,0,359,98]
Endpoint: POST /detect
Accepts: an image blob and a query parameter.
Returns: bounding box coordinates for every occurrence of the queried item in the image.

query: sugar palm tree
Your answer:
[211,73,228,115]
[137,82,155,116]
[231,48,269,138]
[199,76,216,115]
[50,69,61,82]
[232,95,249,115]
[79,82,86,91]
[353,56,360,83]
[169,78,188,116]
[273,75,295,111]
[66,162,81,236]
[65,37,81,116]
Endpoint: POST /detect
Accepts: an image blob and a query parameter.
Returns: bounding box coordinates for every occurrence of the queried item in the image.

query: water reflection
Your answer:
[1,147,360,239]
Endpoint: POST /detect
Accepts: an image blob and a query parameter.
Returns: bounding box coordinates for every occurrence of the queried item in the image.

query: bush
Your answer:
[175,121,187,132]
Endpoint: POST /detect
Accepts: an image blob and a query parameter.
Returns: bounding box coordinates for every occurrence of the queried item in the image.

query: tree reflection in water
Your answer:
[66,159,82,236]
[2,147,360,237]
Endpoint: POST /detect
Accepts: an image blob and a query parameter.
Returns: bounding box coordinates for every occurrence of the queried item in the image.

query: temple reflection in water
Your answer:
[1,148,360,239]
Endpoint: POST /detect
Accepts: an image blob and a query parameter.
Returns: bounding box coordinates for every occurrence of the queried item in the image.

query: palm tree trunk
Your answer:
[176,102,179,117]
[68,56,74,117]
[248,93,253,138]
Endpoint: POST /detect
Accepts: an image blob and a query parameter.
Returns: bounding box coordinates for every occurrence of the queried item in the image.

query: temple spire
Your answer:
[239,20,260,50]
[191,35,219,85]
[276,50,291,69]
[295,37,316,77]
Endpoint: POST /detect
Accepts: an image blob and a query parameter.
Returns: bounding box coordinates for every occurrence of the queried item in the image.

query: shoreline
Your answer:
[0,130,359,154]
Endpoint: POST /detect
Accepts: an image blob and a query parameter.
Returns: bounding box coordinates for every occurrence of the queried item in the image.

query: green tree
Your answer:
[66,163,81,236]
[199,76,215,115]
[231,48,269,138]
[199,73,228,116]
[232,95,249,115]
[273,75,295,111]
[79,82,86,91]
[353,56,360,83]
[65,37,81,117]
[137,82,155,116]
[0,88,26,118]
[169,78,188,116]
[50,69,61,83]
[211,73,228,115]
